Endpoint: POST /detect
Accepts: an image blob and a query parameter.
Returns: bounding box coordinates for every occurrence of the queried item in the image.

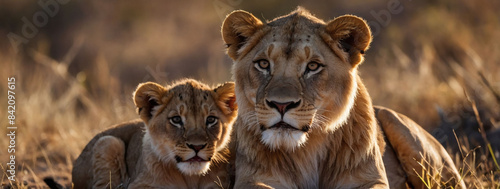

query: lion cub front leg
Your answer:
[92,135,128,189]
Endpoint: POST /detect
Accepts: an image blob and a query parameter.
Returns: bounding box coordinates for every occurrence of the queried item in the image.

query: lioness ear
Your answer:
[324,15,372,66]
[133,82,166,124]
[213,82,237,116]
[222,10,263,60]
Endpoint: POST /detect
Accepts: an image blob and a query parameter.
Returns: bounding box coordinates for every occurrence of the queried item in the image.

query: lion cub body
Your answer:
[72,79,237,189]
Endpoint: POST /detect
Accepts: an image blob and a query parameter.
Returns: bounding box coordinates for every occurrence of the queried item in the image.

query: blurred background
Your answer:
[0,0,499,188]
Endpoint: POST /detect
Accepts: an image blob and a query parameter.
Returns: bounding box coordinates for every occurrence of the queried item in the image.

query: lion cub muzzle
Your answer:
[175,143,209,162]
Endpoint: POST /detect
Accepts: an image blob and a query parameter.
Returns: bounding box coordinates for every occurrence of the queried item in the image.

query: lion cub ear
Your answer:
[213,82,237,116]
[324,15,372,66]
[133,82,167,124]
[221,10,263,60]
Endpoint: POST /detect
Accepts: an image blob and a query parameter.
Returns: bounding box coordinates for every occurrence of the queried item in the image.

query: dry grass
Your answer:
[0,0,499,188]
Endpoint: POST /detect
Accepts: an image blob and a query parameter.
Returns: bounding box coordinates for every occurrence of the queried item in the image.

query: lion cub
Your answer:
[72,79,237,189]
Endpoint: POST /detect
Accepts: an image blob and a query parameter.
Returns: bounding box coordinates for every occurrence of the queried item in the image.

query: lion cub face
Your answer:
[133,79,237,175]
[222,8,371,151]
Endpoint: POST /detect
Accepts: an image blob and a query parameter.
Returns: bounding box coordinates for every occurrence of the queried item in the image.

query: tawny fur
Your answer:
[222,7,465,188]
[72,79,237,189]
[92,136,127,188]
[375,107,466,188]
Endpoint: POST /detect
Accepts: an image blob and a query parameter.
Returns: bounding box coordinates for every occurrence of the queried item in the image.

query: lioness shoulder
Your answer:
[72,79,237,189]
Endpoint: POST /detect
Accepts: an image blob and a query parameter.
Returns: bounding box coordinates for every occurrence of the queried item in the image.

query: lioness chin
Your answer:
[222,7,465,188]
[72,79,237,189]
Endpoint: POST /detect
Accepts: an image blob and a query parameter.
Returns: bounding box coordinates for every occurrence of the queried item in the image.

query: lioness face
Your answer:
[134,80,237,175]
[222,9,371,151]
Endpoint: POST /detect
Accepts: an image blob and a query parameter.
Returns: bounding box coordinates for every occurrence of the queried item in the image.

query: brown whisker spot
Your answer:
[301,125,310,132]
[175,156,182,163]
[260,124,267,131]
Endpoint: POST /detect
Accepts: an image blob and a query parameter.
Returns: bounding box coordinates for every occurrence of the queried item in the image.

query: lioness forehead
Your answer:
[265,9,324,57]
[267,8,324,28]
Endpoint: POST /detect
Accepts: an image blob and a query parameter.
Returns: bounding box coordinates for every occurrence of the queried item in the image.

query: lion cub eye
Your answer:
[169,116,183,127]
[254,59,270,73]
[206,116,218,127]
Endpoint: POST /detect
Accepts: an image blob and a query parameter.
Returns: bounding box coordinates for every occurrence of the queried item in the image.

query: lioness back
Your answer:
[72,79,237,189]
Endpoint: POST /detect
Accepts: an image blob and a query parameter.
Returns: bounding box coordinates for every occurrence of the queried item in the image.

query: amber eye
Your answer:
[255,59,270,70]
[206,116,218,127]
[169,116,183,127]
[307,62,320,71]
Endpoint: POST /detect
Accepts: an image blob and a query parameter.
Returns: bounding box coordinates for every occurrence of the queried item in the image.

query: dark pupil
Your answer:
[173,117,181,123]
[308,63,317,70]
[208,117,214,123]
[260,61,268,68]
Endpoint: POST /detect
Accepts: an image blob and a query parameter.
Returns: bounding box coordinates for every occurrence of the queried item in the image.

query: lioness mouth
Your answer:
[175,155,208,163]
[269,121,299,130]
[185,156,208,163]
[268,121,311,132]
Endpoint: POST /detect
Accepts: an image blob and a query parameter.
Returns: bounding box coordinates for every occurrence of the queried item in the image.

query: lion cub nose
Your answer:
[266,100,301,117]
[187,143,207,153]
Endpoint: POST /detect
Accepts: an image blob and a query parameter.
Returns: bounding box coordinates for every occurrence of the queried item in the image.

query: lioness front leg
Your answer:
[92,135,127,189]
[234,173,275,189]
[234,162,289,189]
[234,181,281,189]
[358,182,390,189]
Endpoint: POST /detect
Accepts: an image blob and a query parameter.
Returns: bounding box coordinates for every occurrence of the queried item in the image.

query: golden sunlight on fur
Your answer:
[222,7,465,188]
[71,79,237,188]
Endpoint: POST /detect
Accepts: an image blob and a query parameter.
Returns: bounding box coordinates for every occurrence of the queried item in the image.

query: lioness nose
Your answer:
[187,143,207,153]
[266,100,301,116]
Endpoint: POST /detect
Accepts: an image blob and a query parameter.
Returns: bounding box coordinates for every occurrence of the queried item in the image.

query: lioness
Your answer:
[72,79,237,188]
[222,8,465,188]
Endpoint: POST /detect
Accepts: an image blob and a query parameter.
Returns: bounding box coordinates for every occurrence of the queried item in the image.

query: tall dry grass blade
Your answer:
[26,164,46,189]
[35,138,56,176]
[0,164,11,186]
[214,176,226,189]
[453,130,486,188]
[61,37,84,66]
[464,89,500,185]
[452,130,472,186]
[478,71,500,105]
[31,49,106,118]
[487,143,500,172]
[414,166,432,188]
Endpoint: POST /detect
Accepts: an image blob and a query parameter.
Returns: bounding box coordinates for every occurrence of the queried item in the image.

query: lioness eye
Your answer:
[254,59,270,70]
[206,116,218,127]
[169,116,183,127]
[307,62,320,71]
[304,61,324,78]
